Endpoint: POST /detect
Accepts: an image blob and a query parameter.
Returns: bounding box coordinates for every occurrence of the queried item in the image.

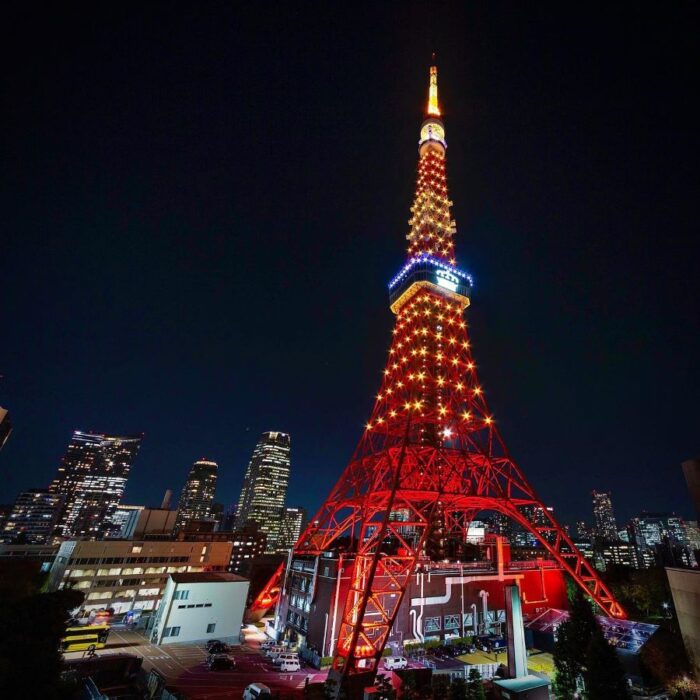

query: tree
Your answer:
[552,587,598,698]
[0,588,84,699]
[639,627,691,688]
[552,620,581,699]
[585,630,629,699]
[374,673,396,700]
[552,586,629,699]
[448,677,467,700]
[465,667,486,700]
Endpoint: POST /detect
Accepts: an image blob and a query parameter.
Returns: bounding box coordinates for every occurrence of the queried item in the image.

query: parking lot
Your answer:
[65,625,328,699]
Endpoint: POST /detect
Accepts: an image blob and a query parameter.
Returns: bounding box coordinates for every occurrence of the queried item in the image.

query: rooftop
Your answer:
[170,572,248,584]
[492,674,550,691]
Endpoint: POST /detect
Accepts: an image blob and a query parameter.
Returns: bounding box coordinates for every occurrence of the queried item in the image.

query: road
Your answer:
[65,625,329,699]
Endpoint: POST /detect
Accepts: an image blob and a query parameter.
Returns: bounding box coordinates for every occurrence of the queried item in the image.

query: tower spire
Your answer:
[427,60,441,117]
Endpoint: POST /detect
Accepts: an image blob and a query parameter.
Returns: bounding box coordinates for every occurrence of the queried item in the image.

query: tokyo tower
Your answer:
[252,63,625,691]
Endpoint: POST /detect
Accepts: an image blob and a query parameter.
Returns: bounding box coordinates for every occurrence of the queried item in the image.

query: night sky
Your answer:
[2,3,698,528]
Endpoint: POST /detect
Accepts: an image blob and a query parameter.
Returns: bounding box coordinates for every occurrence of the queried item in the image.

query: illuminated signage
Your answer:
[436,269,458,292]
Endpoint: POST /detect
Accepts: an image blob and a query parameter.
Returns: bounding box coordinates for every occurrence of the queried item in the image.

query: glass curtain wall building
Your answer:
[175,459,219,531]
[235,431,290,553]
[49,431,142,539]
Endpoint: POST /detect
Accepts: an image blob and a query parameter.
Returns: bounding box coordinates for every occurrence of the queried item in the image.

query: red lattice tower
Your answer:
[252,63,625,691]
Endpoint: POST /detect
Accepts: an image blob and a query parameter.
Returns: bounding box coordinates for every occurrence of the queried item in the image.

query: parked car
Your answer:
[475,635,491,651]
[487,637,505,651]
[383,656,408,670]
[243,683,272,700]
[264,645,285,659]
[207,655,235,671]
[260,640,276,650]
[280,658,301,672]
[273,652,299,666]
[207,641,230,655]
[205,639,224,652]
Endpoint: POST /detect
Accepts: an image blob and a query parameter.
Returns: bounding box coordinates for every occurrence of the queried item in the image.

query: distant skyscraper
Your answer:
[2,489,64,544]
[175,459,218,531]
[592,491,618,541]
[109,504,145,538]
[0,406,11,451]
[575,520,593,541]
[49,431,142,538]
[235,431,290,553]
[221,503,238,531]
[277,506,307,552]
[682,458,700,521]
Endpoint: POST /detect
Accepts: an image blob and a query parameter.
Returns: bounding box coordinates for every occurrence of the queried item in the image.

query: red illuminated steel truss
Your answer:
[251,64,625,686]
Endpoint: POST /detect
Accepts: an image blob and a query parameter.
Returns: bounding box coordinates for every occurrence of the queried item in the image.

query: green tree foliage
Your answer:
[0,588,84,698]
[585,630,629,699]
[610,567,672,620]
[431,675,450,699]
[448,677,467,700]
[552,587,629,699]
[465,668,486,700]
[552,621,581,699]
[374,673,396,700]
[639,626,691,688]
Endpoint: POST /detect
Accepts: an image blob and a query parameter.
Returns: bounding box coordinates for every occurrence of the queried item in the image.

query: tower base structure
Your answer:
[271,538,568,658]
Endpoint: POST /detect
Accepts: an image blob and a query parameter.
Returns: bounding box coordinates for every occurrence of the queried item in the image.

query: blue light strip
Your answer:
[388,254,474,290]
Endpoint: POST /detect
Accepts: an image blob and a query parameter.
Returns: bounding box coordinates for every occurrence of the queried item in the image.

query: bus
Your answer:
[60,624,110,652]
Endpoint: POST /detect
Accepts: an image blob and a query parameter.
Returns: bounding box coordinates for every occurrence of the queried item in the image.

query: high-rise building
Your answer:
[49,431,142,539]
[175,459,218,531]
[575,520,593,541]
[227,523,268,575]
[682,458,700,521]
[235,431,290,553]
[629,512,691,567]
[277,506,307,553]
[109,504,145,538]
[220,503,238,531]
[2,489,64,544]
[592,491,618,541]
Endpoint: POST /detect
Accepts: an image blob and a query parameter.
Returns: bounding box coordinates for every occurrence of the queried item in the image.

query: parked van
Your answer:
[273,652,299,666]
[243,683,271,700]
[383,656,407,670]
[264,645,284,658]
[279,658,301,672]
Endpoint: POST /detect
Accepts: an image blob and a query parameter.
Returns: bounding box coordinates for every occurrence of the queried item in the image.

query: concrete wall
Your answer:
[156,578,249,645]
[667,567,700,678]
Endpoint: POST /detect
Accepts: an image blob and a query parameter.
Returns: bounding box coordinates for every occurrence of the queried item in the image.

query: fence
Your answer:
[433,663,499,681]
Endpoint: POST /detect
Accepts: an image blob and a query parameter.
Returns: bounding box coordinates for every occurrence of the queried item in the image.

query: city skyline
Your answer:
[1,4,698,529]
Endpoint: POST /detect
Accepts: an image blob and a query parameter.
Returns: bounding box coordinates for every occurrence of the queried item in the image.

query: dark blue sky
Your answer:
[1,3,698,527]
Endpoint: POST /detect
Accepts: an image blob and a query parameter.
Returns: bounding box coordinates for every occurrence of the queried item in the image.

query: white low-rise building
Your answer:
[150,572,249,645]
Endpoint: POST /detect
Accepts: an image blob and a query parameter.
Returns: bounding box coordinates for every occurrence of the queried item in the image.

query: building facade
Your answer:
[175,459,218,532]
[49,431,143,539]
[48,538,233,614]
[274,542,568,655]
[173,523,267,576]
[2,489,64,544]
[235,432,290,553]
[629,512,691,567]
[150,572,249,646]
[592,491,618,541]
[109,505,145,538]
[277,507,307,553]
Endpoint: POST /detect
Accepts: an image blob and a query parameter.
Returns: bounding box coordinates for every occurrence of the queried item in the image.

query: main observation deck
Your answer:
[388,254,473,314]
